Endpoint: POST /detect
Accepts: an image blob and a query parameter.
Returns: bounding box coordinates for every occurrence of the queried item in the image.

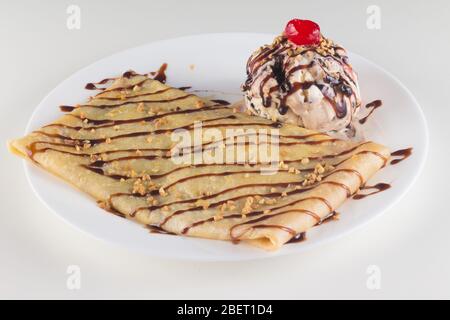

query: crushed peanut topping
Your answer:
[132,178,156,195]
[153,118,167,128]
[317,36,336,56]
[241,197,254,215]
[90,154,99,162]
[137,102,145,112]
[315,163,325,174]
[302,162,327,186]
[195,199,210,210]
[159,187,168,197]
[132,179,146,195]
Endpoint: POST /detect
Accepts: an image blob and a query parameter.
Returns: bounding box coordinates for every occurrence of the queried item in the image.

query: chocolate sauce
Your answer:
[324,96,347,119]
[353,183,391,200]
[85,83,99,90]
[286,232,306,244]
[59,105,75,112]
[359,100,383,124]
[318,211,339,225]
[146,225,175,235]
[287,211,339,244]
[123,70,136,78]
[210,99,231,106]
[278,105,289,115]
[151,63,168,83]
[278,82,314,115]
[390,148,413,165]
[97,200,126,218]
[260,74,272,107]
[271,55,289,93]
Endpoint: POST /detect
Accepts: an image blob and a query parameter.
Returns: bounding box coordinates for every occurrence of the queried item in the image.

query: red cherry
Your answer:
[284,19,321,46]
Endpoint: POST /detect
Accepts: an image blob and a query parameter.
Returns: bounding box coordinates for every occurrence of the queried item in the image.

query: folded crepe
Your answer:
[8,70,390,250]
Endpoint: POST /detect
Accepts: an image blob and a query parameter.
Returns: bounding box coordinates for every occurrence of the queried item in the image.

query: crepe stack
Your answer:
[8,71,390,250]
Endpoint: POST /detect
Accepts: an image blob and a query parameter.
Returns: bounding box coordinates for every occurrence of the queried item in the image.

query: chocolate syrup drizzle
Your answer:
[286,232,306,244]
[390,148,413,165]
[359,100,383,124]
[353,183,391,200]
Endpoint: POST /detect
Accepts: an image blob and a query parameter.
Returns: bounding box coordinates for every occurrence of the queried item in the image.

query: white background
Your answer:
[1,0,449,299]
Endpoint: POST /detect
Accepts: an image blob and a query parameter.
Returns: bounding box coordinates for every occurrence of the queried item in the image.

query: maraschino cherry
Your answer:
[284,19,321,46]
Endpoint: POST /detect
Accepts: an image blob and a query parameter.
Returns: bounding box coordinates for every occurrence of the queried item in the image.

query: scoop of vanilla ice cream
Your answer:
[242,35,361,135]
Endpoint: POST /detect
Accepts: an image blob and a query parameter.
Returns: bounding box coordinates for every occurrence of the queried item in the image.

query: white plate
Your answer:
[24,33,428,261]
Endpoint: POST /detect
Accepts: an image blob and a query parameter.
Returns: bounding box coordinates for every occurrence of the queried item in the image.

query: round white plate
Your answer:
[24,33,428,261]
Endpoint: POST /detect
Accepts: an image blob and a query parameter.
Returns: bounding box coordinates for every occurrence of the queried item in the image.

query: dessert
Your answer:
[242,19,361,137]
[8,71,389,250]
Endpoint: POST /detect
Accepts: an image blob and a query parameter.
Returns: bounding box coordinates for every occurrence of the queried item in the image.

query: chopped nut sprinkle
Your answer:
[195,199,210,210]
[137,102,145,112]
[159,187,168,197]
